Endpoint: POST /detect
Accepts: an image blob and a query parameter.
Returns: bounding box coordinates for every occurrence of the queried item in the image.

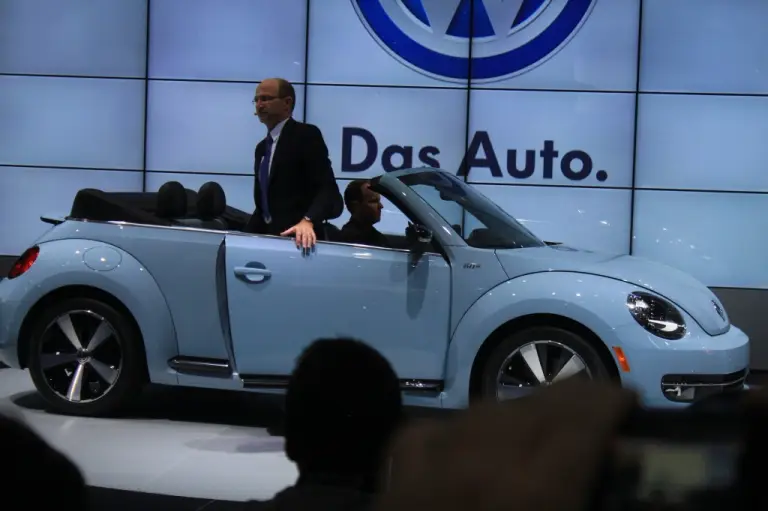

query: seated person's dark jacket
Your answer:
[247,476,374,511]
[339,219,391,248]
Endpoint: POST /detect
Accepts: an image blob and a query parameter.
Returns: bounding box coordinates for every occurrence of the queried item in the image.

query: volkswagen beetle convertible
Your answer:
[0,168,749,416]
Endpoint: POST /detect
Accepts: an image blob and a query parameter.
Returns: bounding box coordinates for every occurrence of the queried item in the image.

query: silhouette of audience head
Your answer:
[283,337,402,492]
[344,180,384,226]
[1,413,87,506]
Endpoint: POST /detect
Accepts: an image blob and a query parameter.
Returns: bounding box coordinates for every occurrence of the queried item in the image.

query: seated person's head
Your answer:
[284,337,402,490]
[344,180,383,226]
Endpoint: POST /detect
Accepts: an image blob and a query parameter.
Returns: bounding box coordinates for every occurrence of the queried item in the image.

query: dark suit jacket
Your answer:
[339,219,391,249]
[245,484,373,511]
[246,118,343,235]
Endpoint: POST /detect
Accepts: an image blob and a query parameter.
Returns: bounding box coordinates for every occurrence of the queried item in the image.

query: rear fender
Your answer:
[10,239,178,385]
[441,272,635,409]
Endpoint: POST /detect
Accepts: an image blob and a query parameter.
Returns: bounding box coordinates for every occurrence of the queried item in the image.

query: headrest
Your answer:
[197,182,226,220]
[156,181,187,219]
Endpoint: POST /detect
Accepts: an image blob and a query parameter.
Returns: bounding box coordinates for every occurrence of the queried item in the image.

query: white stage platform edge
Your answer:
[0,368,298,501]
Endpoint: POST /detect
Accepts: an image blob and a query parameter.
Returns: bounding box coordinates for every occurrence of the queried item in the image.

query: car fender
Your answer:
[10,239,178,385]
[441,271,640,409]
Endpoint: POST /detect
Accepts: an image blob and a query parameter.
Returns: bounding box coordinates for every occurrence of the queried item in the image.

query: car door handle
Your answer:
[234,266,272,283]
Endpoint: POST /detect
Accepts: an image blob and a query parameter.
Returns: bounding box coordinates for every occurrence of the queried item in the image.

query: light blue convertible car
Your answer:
[0,168,749,416]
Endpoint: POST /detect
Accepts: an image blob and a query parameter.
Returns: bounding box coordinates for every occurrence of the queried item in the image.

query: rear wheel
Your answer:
[480,326,611,401]
[27,297,145,416]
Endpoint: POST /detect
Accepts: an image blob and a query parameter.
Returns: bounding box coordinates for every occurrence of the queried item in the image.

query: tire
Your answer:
[27,297,145,417]
[479,326,611,402]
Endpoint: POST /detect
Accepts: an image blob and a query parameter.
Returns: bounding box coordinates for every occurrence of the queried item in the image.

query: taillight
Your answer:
[8,246,40,279]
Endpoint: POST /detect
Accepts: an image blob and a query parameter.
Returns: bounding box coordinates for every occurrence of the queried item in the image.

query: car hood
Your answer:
[494,245,729,336]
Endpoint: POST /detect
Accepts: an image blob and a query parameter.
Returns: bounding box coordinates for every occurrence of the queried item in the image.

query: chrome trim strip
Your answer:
[226,228,440,255]
[65,217,441,255]
[168,356,231,378]
[661,377,746,389]
[240,375,445,393]
[241,375,288,389]
[81,218,228,235]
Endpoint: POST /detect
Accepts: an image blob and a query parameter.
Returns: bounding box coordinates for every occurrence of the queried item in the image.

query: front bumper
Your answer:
[617,323,750,408]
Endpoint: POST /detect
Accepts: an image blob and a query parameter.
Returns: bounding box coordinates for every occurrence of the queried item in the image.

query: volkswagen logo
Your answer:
[712,300,726,322]
[351,0,597,83]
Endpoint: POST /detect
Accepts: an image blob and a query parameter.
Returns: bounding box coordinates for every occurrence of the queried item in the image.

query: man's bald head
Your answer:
[259,78,295,112]
[254,77,296,129]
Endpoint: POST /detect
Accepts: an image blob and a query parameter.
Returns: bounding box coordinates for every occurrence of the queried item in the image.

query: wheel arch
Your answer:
[468,313,621,400]
[440,272,641,410]
[5,238,179,385]
[17,285,147,381]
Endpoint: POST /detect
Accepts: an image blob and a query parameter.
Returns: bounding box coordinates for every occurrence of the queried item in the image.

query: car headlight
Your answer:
[626,291,686,340]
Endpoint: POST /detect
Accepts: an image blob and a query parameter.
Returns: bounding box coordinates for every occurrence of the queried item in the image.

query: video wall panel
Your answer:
[0,167,143,256]
[632,190,768,289]
[466,89,635,187]
[639,0,768,95]
[149,0,307,82]
[0,0,148,78]
[473,185,632,255]
[305,85,468,178]
[2,0,767,290]
[146,80,305,174]
[469,0,640,91]
[634,94,768,192]
[0,75,146,170]
[307,0,470,87]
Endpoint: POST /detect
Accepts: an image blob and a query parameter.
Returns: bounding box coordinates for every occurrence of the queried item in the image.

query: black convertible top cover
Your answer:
[70,189,169,226]
[70,188,251,230]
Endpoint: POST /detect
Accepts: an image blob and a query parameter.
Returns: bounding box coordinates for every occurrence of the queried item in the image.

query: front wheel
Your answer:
[27,297,145,416]
[479,326,612,401]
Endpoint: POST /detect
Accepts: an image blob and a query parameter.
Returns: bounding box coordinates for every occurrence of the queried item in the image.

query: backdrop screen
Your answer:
[1,0,766,290]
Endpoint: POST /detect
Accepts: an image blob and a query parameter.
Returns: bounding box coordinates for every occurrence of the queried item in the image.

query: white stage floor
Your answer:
[0,367,298,501]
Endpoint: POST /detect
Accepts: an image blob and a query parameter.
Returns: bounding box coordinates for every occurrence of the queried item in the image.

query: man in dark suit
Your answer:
[246,77,343,248]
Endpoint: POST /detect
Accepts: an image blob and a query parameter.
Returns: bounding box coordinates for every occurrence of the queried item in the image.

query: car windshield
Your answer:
[397,171,545,250]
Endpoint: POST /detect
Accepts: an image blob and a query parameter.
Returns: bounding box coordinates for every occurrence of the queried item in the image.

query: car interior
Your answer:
[67,181,422,249]
[69,182,252,232]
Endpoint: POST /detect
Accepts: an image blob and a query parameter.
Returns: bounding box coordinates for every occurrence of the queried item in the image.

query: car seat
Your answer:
[195,182,228,229]
[322,222,342,241]
[175,182,228,230]
[155,181,188,222]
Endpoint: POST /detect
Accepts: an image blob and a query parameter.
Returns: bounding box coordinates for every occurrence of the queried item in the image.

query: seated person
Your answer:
[339,180,391,248]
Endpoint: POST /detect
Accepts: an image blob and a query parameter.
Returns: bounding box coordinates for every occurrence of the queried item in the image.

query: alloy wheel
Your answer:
[37,310,123,403]
[495,340,592,401]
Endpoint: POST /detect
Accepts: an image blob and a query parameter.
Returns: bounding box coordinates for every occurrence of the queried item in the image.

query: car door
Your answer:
[223,233,452,382]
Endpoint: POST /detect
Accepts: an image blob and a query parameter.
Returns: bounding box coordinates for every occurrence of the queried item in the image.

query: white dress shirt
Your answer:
[261,117,289,178]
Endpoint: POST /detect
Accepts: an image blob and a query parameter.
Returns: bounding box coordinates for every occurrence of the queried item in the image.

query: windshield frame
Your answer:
[376,168,545,250]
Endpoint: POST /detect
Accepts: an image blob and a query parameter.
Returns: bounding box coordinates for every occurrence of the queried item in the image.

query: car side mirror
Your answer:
[406,223,433,248]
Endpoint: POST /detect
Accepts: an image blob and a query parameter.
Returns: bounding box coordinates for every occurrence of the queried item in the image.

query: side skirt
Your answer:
[241,374,444,397]
[167,359,445,398]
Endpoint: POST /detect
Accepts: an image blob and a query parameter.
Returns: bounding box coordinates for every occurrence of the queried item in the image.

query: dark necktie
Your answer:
[259,134,273,223]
